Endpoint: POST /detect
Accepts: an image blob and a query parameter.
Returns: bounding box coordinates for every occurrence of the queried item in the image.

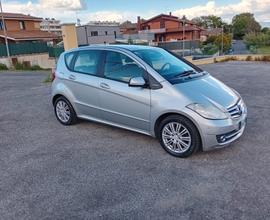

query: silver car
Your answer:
[52,45,247,157]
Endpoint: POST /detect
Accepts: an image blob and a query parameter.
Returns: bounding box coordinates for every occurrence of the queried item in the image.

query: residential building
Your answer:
[40,18,62,37]
[137,13,202,42]
[201,28,223,41]
[119,21,137,34]
[0,12,57,43]
[76,21,120,46]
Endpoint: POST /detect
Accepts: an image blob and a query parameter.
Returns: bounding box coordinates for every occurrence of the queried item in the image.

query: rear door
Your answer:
[98,50,151,133]
[64,49,104,119]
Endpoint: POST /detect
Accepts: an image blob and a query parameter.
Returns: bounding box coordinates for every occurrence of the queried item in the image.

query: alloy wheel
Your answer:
[162,122,192,153]
[56,100,71,123]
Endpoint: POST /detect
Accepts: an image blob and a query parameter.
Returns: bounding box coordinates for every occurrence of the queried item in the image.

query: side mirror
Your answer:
[129,76,146,87]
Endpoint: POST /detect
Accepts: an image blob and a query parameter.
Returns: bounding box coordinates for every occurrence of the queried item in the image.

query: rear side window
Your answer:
[73,50,101,75]
[65,52,76,70]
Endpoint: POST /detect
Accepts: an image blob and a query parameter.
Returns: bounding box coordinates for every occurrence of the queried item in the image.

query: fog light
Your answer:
[220,136,227,142]
[217,135,227,143]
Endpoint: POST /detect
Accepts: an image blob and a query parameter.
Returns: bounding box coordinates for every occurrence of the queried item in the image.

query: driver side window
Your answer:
[104,51,145,83]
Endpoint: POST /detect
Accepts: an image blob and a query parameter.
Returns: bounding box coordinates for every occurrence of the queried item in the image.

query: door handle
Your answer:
[100,82,110,89]
[68,74,76,80]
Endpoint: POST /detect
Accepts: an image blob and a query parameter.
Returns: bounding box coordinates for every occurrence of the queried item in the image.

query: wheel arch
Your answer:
[52,93,78,116]
[52,94,64,105]
[154,112,203,150]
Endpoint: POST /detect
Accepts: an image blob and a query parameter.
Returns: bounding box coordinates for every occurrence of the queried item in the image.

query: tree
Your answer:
[244,33,270,48]
[192,15,231,33]
[261,27,270,34]
[192,15,223,29]
[201,34,232,54]
[232,13,261,39]
[214,34,232,52]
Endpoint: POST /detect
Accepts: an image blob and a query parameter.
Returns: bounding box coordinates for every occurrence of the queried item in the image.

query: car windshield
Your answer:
[134,47,201,80]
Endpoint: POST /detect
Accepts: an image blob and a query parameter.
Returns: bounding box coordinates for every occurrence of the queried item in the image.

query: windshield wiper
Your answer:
[171,70,198,78]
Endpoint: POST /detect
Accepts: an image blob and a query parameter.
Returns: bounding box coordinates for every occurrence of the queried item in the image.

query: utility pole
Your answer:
[0,0,12,67]
[221,25,224,55]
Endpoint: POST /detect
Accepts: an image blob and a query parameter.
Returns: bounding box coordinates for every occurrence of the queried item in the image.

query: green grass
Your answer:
[257,46,270,54]
[43,73,53,83]
[0,63,8,70]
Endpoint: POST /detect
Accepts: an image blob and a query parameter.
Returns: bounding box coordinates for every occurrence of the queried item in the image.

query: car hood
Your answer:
[173,74,239,109]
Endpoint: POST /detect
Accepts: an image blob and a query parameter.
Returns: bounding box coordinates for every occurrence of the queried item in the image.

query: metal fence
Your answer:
[157,40,200,51]
[0,42,64,58]
[48,46,65,58]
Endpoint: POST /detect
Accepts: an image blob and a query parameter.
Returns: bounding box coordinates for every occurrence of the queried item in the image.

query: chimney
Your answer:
[137,16,141,31]
[169,12,172,16]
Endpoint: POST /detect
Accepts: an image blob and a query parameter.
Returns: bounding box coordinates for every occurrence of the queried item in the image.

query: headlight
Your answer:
[187,103,228,120]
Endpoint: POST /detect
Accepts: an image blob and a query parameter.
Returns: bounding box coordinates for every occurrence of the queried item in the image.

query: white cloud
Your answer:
[1,0,86,23]
[1,0,270,24]
[39,0,86,10]
[172,0,270,22]
[87,11,124,22]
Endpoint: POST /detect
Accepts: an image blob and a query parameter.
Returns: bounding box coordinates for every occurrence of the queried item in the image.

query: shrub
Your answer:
[30,65,43,70]
[14,62,43,71]
[244,33,270,49]
[254,56,260,61]
[216,56,237,63]
[246,56,253,61]
[202,34,232,54]
[201,44,219,55]
[253,56,270,62]
[262,56,270,61]
[14,62,25,70]
[0,63,8,70]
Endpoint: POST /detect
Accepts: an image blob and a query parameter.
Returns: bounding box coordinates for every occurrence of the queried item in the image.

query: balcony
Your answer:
[139,28,166,34]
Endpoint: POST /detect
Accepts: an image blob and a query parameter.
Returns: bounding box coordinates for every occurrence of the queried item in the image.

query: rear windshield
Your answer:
[64,52,76,70]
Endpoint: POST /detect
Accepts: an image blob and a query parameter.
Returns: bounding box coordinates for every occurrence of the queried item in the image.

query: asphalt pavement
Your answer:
[0,62,270,220]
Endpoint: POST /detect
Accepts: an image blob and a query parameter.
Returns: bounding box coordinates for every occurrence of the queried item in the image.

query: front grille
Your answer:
[227,100,244,119]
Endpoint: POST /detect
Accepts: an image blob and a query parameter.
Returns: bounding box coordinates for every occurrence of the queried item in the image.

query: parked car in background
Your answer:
[51,45,247,157]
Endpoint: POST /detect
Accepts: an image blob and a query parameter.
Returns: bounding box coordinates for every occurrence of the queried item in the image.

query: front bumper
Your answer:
[200,113,247,151]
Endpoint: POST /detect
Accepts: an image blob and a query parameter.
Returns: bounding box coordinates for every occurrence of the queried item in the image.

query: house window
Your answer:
[19,21,26,30]
[0,21,4,30]
[90,31,98,36]
[114,31,117,39]
[160,20,165,29]
[34,22,40,29]
[105,31,108,35]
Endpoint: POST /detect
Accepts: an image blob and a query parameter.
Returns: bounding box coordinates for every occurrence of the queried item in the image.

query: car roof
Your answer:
[66,44,159,53]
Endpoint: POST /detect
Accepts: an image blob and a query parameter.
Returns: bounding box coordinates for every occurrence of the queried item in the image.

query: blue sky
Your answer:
[80,0,236,12]
[15,0,238,14]
[2,0,270,24]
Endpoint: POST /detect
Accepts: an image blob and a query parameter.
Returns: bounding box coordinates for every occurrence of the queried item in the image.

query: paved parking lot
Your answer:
[0,62,270,220]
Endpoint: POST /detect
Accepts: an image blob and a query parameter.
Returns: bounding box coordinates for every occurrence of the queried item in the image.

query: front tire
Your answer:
[54,96,77,125]
[157,115,201,158]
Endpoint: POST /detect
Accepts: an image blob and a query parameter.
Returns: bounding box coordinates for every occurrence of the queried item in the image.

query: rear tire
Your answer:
[157,115,201,158]
[54,96,77,125]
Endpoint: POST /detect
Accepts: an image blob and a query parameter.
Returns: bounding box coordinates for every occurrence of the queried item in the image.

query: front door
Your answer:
[98,51,151,133]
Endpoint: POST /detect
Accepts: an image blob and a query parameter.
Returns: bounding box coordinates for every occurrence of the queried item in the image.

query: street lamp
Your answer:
[182,18,185,56]
[0,0,11,67]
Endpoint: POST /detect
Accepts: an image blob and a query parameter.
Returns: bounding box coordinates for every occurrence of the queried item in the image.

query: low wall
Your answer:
[158,40,200,51]
[0,53,56,69]
[185,54,270,65]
